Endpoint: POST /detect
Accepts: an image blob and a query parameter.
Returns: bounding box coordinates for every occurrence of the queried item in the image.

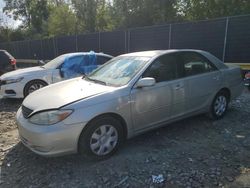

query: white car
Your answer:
[0,52,113,98]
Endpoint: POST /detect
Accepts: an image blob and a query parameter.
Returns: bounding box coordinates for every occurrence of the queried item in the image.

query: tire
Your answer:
[24,80,47,97]
[209,91,229,120]
[78,116,124,160]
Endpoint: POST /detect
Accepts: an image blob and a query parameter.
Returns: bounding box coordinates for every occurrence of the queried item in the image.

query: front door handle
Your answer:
[175,84,183,90]
[213,76,220,81]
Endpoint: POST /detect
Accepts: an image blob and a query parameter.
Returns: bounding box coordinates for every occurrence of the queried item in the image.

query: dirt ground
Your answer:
[0,90,250,188]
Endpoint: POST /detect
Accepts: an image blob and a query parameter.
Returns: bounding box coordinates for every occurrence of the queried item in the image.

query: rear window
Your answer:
[96,56,112,65]
[0,51,14,61]
[4,51,14,59]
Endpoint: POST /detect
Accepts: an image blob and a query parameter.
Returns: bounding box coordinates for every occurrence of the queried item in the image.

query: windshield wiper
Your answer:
[84,76,107,85]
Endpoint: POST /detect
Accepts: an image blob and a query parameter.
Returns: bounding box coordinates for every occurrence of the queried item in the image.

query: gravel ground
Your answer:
[0,90,250,188]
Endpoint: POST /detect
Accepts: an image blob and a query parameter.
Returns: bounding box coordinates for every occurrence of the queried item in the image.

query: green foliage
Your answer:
[3,0,49,33]
[0,27,25,42]
[71,0,98,33]
[112,0,179,29]
[2,0,250,41]
[47,5,77,37]
[177,0,250,20]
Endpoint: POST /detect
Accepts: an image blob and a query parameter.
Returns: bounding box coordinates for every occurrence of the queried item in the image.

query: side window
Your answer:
[61,56,84,78]
[0,52,9,68]
[0,52,4,60]
[182,52,217,77]
[67,56,84,66]
[0,52,7,61]
[96,56,111,65]
[143,54,178,83]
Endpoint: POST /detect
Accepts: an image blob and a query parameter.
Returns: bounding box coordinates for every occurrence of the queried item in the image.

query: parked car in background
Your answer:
[0,52,113,98]
[244,71,250,90]
[16,49,243,159]
[0,50,16,76]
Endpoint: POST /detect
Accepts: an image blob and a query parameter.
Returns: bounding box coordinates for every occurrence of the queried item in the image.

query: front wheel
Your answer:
[78,116,124,160]
[209,91,229,119]
[24,80,47,97]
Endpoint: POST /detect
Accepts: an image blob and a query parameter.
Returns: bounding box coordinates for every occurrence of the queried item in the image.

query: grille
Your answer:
[22,105,33,119]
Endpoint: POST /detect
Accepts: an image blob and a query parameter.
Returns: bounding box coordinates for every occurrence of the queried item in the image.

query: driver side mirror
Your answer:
[59,68,65,78]
[136,77,156,88]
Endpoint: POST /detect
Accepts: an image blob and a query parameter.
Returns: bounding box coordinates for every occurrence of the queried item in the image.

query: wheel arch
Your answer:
[23,79,48,96]
[217,87,231,101]
[77,112,128,146]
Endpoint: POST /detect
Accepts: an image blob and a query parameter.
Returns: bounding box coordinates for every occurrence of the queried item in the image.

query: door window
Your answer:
[96,56,112,65]
[143,54,179,83]
[61,55,85,78]
[181,52,217,77]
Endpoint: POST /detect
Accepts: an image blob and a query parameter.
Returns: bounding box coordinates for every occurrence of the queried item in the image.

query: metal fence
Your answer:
[0,14,250,63]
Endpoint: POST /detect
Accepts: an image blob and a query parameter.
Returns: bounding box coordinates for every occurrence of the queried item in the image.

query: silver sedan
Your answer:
[16,50,243,159]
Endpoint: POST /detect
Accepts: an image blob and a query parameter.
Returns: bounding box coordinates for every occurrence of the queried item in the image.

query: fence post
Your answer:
[29,40,32,59]
[75,34,78,52]
[222,17,229,63]
[98,32,101,52]
[40,39,44,60]
[53,37,57,58]
[168,24,172,49]
[124,30,127,53]
[128,29,130,53]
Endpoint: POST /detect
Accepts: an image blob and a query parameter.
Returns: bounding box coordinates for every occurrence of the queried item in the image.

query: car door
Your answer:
[130,53,188,132]
[179,52,222,113]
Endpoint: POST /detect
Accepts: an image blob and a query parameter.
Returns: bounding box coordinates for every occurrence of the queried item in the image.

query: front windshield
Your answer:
[43,54,67,69]
[86,56,150,86]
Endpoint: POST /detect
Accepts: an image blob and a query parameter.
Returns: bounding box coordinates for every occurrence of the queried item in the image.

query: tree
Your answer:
[177,0,250,20]
[47,5,77,36]
[96,1,115,31]
[112,0,179,29]
[71,0,98,33]
[3,0,49,33]
[9,28,25,41]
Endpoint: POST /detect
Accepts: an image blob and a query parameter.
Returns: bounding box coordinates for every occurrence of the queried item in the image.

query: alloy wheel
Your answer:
[214,95,227,116]
[90,124,118,156]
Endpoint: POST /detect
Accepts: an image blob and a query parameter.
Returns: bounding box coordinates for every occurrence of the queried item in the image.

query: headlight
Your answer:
[29,109,73,125]
[5,77,24,84]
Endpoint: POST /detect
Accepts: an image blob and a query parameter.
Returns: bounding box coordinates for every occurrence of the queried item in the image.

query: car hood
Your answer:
[0,66,44,79]
[22,77,114,113]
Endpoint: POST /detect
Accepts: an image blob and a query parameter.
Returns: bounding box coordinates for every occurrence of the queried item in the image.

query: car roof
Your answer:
[62,52,113,58]
[119,49,208,58]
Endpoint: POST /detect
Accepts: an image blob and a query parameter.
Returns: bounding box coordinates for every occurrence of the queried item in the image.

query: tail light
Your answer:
[10,58,16,65]
[245,72,250,79]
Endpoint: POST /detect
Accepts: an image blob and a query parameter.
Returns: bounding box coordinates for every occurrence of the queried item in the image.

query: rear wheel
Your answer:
[78,116,124,160]
[209,91,229,119]
[24,80,47,97]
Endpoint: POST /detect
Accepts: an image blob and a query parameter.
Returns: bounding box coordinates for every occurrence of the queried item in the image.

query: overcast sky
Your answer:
[0,0,21,28]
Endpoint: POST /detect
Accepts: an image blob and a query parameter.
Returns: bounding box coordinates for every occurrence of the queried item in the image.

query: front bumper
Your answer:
[0,82,24,98]
[16,108,86,157]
